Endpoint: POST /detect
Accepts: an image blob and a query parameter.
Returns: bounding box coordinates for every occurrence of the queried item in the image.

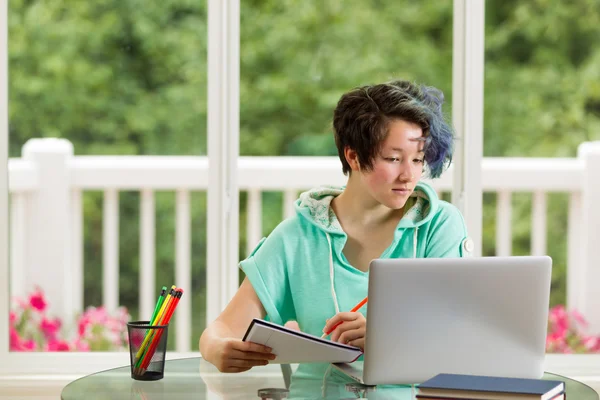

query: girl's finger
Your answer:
[229,349,277,361]
[347,338,365,350]
[232,340,273,354]
[330,319,363,342]
[338,327,366,344]
[227,358,270,369]
[323,312,363,333]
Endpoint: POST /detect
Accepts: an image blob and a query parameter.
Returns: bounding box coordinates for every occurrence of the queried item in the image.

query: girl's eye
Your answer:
[386,157,400,162]
[414,159,424,164]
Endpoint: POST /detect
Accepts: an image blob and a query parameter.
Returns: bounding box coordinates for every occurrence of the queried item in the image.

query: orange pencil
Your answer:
[140,290,184,373]
[157,289,181,325]
[321,296,368,338]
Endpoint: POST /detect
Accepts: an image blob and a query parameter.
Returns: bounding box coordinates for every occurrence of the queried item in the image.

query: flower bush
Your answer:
[546,305,600,353]
[10,287,130,352]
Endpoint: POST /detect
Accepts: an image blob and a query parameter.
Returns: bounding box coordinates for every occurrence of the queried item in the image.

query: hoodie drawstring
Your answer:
[326,228,419,314]
[326,233,341,314]
[413,227,418,258]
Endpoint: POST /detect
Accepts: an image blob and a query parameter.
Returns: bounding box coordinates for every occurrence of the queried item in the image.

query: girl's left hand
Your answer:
[323,312,366,351]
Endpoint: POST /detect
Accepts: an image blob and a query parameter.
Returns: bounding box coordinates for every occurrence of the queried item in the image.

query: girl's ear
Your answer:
[344,147,361,172]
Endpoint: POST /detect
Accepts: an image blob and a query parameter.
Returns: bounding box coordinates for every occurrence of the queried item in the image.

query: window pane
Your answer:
[238,0,453,257]
[485,1,600,353]
[8,1,207,352]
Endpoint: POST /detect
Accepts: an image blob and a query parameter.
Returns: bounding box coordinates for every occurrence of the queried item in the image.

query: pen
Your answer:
[321,296,368,339]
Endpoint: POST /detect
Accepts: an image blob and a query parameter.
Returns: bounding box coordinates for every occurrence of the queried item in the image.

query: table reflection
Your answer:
[285,363,414,399]
[61,358,598,400]
[199,362,414,399]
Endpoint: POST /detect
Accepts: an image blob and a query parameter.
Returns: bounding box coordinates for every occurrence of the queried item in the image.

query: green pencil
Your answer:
[149,286,167,324]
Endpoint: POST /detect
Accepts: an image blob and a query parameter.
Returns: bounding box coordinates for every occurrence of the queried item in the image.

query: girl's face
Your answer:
[358,119,425,210]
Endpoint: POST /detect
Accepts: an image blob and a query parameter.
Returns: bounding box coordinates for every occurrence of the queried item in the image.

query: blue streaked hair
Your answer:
[333,80,454,179]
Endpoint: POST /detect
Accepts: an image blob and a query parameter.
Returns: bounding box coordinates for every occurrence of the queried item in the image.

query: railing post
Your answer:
[22,138,75,324]
[577,141,600,334]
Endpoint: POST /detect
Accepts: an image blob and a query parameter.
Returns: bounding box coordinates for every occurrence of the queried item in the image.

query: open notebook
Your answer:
[242,319,363,364]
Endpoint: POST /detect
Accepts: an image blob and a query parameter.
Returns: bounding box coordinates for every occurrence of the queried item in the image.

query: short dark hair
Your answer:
[332,80,454,178]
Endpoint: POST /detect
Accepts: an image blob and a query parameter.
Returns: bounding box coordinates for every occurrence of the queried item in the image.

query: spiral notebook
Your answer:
[242,318,363,364]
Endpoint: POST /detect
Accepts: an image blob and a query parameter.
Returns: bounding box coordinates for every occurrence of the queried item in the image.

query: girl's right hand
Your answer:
[210,337,276,373]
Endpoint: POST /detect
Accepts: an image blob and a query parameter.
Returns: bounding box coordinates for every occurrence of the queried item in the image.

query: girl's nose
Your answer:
[398,170,413,182]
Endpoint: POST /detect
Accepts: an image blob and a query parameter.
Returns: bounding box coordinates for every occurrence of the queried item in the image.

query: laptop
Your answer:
[333,256,552,386]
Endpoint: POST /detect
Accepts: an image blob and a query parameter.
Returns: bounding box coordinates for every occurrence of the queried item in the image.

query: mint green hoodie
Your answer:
[239,181,470,338]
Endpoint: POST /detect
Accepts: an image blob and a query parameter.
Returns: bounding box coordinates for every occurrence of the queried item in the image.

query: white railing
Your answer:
[8,138,600,352]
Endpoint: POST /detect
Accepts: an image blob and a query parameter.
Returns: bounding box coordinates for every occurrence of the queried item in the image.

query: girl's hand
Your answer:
[284,320,301,331]
[323,312,366,351]
[209,337,276,373]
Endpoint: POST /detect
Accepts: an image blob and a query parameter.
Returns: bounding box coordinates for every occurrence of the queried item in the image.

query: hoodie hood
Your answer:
[295,182,440,234]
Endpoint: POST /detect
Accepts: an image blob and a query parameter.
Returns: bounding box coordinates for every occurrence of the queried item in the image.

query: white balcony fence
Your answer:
[7,138,600,352]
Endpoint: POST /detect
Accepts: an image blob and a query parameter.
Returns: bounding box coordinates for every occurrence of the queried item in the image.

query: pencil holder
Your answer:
[127,320,169,381]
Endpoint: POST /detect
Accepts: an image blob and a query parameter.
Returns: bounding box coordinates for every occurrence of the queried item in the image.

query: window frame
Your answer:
[1,0,598,379]
[1,0,8,367]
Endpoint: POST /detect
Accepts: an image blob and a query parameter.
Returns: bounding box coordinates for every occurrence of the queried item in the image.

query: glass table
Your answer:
[61,357,599,400]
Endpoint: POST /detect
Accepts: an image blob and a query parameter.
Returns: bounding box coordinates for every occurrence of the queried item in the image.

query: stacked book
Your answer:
[417,373,565,400]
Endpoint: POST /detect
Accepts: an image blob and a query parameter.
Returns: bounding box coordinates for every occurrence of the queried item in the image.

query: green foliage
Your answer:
[484,0,600,157]
[8,0,207,156]
[240,0,453,156]
[8,0,600,350]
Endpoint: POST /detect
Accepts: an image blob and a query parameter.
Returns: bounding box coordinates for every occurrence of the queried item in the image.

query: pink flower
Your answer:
[83,306,105,325]
[9,327,23,351]
[9,328,35,351]
[546,332,566,352]
[571,310,588,329]
[583,336,599,352]
[78,315,90,337]
[29,289,47,312]
[71,339,90,352]
[46,339,70,352]
[21,340,37,351]
[40,317,61,340]
[9,311,17,325]
[545,305,600,354]
[547,326,567,342]
[549,306,569,332]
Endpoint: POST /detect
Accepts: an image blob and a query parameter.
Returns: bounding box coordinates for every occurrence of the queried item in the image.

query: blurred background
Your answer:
[6,0,600,353]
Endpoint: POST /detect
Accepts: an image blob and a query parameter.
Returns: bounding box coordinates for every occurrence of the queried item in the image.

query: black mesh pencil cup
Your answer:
[127,321,169,381]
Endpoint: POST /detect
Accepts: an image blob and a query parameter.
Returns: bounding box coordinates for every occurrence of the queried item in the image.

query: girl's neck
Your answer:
[332,177,404,228]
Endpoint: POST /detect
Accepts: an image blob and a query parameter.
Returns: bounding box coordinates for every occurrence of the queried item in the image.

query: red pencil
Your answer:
[321,296,368,338]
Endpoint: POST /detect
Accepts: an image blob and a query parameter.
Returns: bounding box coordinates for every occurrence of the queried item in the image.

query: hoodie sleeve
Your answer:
[424,202,471,258]
[239,221,296,326]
